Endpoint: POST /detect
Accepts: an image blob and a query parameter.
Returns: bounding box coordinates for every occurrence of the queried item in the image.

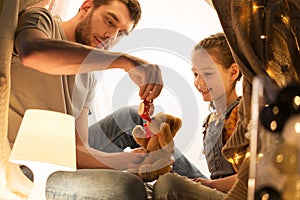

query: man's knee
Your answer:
[115,106,140,120]
[113,106,142,127]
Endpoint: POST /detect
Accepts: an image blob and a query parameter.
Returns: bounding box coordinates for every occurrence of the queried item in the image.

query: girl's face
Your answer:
[191,49,231,102]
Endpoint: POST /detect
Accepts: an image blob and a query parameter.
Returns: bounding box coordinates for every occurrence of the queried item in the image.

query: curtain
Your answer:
[33,0,72,20]
[0,0,73,199]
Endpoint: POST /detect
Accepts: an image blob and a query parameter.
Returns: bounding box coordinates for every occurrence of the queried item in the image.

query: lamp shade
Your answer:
[10,109,76,170]
[9,109,77,199]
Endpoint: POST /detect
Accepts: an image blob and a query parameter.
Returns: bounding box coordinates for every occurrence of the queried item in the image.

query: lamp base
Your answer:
[27,165,57,200]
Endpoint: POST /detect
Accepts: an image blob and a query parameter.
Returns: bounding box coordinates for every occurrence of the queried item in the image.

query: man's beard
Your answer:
[75,12,93,46]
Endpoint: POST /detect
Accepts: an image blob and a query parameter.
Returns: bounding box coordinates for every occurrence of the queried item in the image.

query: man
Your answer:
[10,0,161,199]
[11,0,205,198]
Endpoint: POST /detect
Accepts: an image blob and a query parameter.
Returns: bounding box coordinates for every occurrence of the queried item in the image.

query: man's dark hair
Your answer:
[93,0,142,29]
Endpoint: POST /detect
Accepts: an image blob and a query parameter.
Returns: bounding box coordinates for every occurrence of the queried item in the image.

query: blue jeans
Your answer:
[88,106,206,179]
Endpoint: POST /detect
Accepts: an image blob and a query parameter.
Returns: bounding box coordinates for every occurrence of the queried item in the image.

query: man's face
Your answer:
[75,1,134,50]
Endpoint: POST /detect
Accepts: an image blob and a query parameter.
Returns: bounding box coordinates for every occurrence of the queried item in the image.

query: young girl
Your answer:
[153,33,242,200]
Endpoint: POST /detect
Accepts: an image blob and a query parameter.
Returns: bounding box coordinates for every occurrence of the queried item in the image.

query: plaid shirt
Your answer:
[223,105,239,145]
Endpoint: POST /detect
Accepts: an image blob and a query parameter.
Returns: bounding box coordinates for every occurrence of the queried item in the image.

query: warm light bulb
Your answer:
[283,114,300,147]
[295,122,300,134]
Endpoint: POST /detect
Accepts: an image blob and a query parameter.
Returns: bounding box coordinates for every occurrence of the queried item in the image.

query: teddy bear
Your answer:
[129,112,182,182]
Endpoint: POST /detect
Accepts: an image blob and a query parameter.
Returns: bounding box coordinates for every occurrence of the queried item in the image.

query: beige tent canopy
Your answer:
[0,1,50,199]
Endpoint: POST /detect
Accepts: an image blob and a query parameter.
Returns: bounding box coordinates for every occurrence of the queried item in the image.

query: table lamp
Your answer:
[9,109,77,200]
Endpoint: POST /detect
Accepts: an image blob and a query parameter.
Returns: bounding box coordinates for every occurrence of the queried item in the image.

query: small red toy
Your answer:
[138,100,154,139]
[143,124,153,139]
[138,100,154,122]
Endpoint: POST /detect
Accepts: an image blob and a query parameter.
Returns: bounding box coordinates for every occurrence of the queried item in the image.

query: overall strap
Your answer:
[224,97,241,118]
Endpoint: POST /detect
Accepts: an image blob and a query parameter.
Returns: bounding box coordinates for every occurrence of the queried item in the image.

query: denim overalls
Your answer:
[202,99,240,179]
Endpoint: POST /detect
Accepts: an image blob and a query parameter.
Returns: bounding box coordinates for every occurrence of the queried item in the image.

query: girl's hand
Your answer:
[193,177,214,188]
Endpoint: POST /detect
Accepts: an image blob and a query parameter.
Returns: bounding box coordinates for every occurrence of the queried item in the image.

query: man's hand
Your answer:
[124,56,163,101]
[105,151,148,171]
[76,144,148,171]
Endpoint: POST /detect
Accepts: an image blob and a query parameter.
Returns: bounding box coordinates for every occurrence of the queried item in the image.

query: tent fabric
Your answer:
[0,0,43,199]
[212,0,300,199]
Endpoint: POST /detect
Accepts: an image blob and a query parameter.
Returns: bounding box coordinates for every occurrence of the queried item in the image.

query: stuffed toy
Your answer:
[129,112,182,182]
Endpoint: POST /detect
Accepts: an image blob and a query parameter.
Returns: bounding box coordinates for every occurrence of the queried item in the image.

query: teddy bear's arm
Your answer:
[153,113,182,137]
[146,136,161,151]
[132,125,149,148]
[157,123,175,153]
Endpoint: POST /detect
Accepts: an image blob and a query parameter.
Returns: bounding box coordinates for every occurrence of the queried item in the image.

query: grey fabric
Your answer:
[46,169,147,200]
